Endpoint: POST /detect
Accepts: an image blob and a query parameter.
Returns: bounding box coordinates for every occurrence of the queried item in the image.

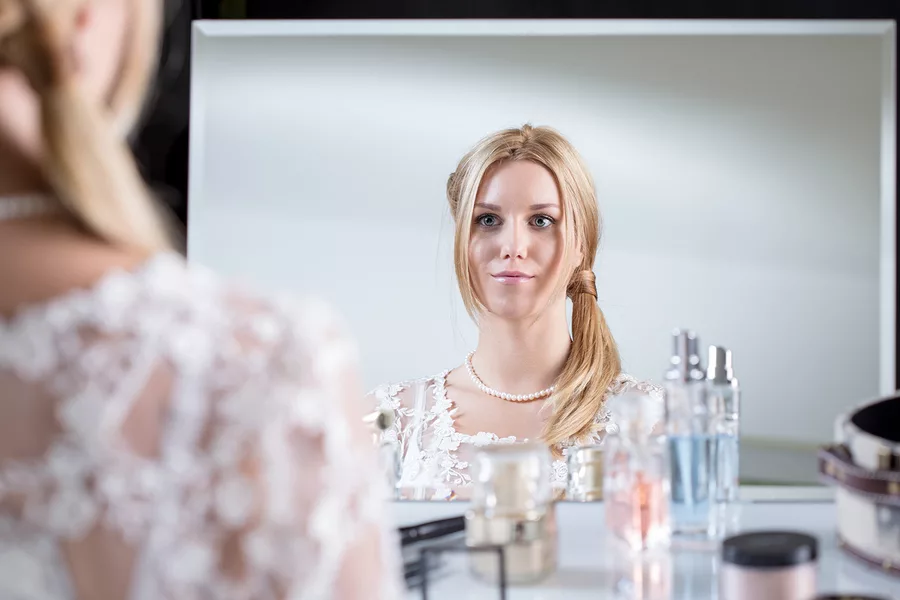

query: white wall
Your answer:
[188,29,884,445]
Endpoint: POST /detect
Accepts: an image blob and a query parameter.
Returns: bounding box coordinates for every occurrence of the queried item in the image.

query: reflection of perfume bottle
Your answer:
[614,551,673,600]
[707,346,740,504]
[465,443,557,585]
[604,391,671,552]
[664,329,716,541]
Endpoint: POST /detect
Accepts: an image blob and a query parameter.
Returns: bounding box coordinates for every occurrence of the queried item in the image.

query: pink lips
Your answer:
[491,271,534,284]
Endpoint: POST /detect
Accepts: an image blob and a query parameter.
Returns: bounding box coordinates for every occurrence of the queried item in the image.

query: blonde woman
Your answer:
[0,2,400,598]
[369,124,662,501]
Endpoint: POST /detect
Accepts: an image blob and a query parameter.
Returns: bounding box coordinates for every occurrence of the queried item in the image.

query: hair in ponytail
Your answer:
[0,0,173,254]
[447,124,622,452]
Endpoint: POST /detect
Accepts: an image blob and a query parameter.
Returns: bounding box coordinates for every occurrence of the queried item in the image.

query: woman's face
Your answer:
[468,160,571,322]
[0,0,129,167]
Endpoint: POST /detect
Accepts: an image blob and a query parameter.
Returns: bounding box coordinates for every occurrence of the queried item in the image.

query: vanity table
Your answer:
[393,486,899,599]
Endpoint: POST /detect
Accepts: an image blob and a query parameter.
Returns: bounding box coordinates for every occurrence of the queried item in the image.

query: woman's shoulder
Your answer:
[105,251,360,382]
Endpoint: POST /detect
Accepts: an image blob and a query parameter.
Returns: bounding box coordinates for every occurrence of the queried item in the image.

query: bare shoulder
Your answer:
[0,218,149,317]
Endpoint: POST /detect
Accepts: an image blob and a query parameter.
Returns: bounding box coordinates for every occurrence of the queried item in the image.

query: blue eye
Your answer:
[476,214,500,227]
[532,215,554,228]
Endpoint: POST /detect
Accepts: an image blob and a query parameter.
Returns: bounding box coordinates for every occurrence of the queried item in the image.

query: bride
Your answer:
[0,1,400,598]
[369,124,661,501]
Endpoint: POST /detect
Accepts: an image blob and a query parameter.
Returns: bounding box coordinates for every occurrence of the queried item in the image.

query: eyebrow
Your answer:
[475,202,560,211]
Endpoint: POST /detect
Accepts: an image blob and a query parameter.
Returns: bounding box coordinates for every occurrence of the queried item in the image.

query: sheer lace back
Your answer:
[0,253,401,600]
[369,369,663,501]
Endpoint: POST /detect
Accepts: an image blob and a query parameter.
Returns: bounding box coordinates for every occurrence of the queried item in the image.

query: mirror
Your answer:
[186,20,896,493]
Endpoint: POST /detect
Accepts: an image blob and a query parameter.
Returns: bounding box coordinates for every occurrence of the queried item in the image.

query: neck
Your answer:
[471,298,572,396]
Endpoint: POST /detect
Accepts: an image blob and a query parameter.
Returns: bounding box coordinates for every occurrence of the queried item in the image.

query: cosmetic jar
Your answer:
[465,442,557,585]
[720,531,819,600]
[813,596,890,600]
[566,445,605,501]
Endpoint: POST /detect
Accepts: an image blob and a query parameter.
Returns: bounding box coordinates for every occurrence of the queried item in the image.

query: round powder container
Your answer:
[814,596,890,600]
[720,531,819,600]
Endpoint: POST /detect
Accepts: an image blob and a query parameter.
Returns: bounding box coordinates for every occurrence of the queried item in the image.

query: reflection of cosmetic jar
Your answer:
[566,445,605,501]
[720,531,818,600]
[465,442,557,585]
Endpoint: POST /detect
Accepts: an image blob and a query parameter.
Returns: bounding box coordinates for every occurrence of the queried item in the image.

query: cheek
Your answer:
[77,0,130,105]
[535,230,564,270]
[468,235,494,271]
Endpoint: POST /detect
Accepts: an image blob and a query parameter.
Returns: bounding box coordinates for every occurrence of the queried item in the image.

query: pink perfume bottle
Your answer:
[603,391,671,552]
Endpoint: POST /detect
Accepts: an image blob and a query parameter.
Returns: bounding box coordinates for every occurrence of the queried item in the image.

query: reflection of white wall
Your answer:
[189,28,884,445]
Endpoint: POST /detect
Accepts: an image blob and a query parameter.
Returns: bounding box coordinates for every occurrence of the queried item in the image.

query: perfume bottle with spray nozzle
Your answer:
[707,345,741,504]
[663,328,717,541]
[603,390,671,552]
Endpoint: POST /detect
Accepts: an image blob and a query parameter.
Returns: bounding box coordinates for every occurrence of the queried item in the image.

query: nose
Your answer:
[499,220,528,260]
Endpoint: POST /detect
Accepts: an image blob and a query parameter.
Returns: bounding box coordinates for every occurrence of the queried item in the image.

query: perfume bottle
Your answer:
[363,408,400,500]
[603,391,671,552]
[707,345,741,504]
[663,329,716,541]
[465,442,558,585]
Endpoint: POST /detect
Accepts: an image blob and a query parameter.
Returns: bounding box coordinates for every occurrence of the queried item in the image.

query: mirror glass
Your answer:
[187,21,893,495]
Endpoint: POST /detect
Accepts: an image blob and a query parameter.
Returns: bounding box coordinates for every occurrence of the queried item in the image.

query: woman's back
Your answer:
[0,224,400,600]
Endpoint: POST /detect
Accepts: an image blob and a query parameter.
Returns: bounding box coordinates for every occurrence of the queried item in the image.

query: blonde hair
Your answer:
[0,0,173,254]
[447,124,622,451]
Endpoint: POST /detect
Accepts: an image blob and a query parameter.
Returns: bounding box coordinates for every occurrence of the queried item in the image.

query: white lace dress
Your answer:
[368,370,663,501]
[0,252,402,600]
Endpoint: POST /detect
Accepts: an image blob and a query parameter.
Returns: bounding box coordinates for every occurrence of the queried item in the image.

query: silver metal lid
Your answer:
[707,345,734,384]
[363,408,395,432]
[664,328,705,382]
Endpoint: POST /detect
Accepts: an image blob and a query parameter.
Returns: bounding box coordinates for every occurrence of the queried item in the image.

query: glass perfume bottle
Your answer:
[664,329,717,542]
[603,391,671,552]
[465,442,558,585]
[363,408,400,500]
[706,345,741,504]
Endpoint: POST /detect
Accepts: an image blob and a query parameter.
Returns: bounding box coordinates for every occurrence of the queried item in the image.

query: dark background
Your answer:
[134,0,899,381]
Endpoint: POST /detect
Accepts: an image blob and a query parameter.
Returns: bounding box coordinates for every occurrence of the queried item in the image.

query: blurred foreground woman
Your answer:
[0,1,401,598]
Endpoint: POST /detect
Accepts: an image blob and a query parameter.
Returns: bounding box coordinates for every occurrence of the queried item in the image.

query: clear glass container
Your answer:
[604,391,672,552]
[566,445,605,501]
[665,377,717,541]
[465,442,557,585]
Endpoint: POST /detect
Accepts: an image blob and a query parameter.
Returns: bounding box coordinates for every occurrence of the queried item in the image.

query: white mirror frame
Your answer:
[187,18,897,395]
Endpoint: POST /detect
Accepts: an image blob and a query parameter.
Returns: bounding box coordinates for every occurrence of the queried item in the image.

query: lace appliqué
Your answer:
[372,368,663,500]
[0,252,402,600]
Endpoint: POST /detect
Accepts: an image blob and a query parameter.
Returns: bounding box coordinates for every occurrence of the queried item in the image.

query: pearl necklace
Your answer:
[464,351,556,403]
[0,195,61,221]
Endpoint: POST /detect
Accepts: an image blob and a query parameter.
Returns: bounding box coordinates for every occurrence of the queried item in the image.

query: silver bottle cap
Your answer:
[707,345,734,384]
[665,328,705,382]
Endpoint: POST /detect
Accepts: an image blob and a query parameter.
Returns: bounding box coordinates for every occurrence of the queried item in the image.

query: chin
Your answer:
[483,298,544,322]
